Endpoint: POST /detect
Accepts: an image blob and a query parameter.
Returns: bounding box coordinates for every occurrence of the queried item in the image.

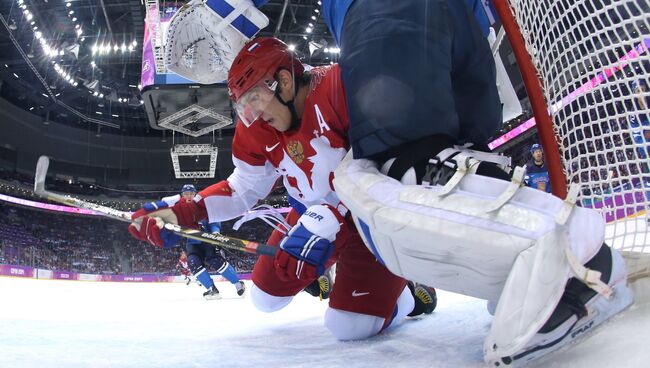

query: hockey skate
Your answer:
[407,281,437,317]
[203,285,221,300]
[235,281,246,296]
[490,244,633,367]
[317,274,332,300]
[303,279,321,298]
[303,274,333,300]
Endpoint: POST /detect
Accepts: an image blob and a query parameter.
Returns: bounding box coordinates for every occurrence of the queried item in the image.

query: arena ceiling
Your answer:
[0,0,334,137]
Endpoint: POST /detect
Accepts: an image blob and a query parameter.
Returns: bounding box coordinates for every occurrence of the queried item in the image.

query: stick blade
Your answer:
[34,155,50,195]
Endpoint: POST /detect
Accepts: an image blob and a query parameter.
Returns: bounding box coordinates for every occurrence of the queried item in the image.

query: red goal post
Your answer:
[493,0,650,279]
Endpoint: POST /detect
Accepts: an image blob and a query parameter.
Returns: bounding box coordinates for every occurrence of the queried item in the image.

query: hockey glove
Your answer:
[128,200,205,248]
[128,209,181,248]
[274,204,346,281]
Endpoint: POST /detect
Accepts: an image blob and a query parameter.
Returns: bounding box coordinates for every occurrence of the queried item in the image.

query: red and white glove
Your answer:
[274,204,347,281]
[128,213,167,247]
[128,200,206,247]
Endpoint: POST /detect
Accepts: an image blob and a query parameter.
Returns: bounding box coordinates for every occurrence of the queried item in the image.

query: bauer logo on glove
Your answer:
[274,205,346,281]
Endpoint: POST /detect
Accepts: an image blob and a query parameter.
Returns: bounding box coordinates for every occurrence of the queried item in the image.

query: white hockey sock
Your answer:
[324,285,413,340]
[250,284,293,313]
[324,308,384,341]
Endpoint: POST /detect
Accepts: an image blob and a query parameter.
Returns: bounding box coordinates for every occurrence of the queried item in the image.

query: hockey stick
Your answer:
[33,156,277,257]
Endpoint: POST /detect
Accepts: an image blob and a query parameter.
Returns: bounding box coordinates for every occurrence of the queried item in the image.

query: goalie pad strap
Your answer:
[484,166,525,213]
[551,183,612,298]
[555,184,581,225]
[565,247,612,298]
[434,152,480,197]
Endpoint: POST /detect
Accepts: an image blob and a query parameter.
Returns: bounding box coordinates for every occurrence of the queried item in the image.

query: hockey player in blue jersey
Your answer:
[177,184,245,299]
[524,143,552,193]
[133,184,245,300]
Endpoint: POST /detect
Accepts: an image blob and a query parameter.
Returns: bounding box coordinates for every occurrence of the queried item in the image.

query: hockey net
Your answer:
[495,0,650,280]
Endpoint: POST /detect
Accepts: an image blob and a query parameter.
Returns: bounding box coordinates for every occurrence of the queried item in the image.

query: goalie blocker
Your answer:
[333,149,633,366]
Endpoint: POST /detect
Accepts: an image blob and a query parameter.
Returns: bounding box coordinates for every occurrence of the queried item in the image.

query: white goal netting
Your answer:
[505,0,650,278]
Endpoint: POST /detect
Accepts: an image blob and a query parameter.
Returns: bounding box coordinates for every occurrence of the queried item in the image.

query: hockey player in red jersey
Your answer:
[128,37,435,339]
[177,249,192,285]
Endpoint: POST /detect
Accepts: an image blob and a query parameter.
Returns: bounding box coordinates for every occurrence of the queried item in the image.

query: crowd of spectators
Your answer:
[0,201,273,275]
[0,167,290,213]
[496,77,649,198]
[555,80,649,197]
[0,161,291,277]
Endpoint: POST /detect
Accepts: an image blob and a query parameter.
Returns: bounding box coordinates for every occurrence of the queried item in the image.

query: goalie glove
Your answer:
[274,205,347,281]
[164,0,269,84]
[128,200,206,248]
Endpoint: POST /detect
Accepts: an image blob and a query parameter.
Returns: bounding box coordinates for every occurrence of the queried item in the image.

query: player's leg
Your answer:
[204,244,245,296]
[324,229,421,340]
[325,285,414,340]
[250,209,322,312]
[186,241,220,299]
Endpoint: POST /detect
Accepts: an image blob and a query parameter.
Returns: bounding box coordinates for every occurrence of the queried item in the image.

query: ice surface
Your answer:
[1,277,648,368]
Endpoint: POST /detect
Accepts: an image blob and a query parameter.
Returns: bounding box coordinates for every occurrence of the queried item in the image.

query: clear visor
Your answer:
[234,80,278,127]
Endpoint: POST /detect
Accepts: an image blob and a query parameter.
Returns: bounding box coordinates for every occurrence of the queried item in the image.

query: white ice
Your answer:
[1,277,649,368]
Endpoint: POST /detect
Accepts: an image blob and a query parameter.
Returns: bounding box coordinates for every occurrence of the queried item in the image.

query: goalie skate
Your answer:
[489,246,633,367]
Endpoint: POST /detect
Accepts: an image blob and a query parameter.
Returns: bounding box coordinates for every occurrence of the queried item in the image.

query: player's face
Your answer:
[235,71,296,132]
[259,70,295,132]
[181,191,195,202]
[533,149,543,162]
[235,81,279,127]
[260,95,292,132]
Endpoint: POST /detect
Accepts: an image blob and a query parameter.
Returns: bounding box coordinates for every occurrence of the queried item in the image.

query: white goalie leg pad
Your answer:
[164,0,269,84]
[493,247,632,366]
[250,283,293,313]
[332,151,612,361]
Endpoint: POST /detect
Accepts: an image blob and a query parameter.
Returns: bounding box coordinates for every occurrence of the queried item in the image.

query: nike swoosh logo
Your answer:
[265,143,280,152]
[352,290,370,297]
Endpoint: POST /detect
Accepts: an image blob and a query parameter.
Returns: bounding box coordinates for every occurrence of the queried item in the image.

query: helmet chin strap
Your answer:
[274,83,302,130]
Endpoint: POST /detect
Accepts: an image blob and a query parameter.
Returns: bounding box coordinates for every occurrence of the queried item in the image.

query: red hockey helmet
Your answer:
[228,37,304,126]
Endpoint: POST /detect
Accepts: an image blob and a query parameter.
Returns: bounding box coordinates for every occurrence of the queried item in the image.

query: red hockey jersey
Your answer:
[176,257,190,276]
